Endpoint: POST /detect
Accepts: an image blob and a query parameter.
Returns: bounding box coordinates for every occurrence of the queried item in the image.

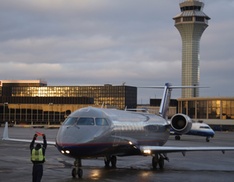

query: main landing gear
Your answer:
[71,154,167,178]
[152,154,168,169]
[72,158,83,178]
[104,155,117,168]
[71,156,117,178]
[175,135,181,140]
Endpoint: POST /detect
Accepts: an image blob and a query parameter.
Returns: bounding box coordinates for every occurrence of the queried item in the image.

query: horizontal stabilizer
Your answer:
[2,122,56,145]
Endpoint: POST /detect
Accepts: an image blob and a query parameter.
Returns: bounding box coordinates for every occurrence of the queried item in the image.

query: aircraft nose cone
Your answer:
[56,126,78,146]
[56,124,109,157]
[56,125,105,146]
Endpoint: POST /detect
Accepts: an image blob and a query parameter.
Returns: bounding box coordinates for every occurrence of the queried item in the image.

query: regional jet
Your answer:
[2,83,234,178]
[171,122,215,142]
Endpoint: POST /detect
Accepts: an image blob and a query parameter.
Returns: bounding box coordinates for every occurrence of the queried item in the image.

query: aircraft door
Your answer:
[112,122,122,147]
[94,118,111,142]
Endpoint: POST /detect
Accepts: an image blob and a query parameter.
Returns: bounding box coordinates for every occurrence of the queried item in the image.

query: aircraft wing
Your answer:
[111,129,234,155]
[140,146,234,155]
[2,138,56,145]
[2,122,56,146]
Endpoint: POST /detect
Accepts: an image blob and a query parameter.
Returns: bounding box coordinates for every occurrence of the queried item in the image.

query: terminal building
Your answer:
[177,97,234,130]
[0,80,137,125]
[0,80,233,129]
[138,97,234,130]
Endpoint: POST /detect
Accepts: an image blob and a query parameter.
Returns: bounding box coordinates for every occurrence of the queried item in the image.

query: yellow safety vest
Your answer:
[31,148,45,162]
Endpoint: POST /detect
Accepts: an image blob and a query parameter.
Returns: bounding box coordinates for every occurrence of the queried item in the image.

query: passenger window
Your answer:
[77,117,94,125]
[95,118,108,126]
[63,117,77,125]
[200,126,210,129]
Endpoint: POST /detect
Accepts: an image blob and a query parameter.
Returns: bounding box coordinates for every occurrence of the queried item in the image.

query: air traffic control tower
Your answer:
[173,0,210,98]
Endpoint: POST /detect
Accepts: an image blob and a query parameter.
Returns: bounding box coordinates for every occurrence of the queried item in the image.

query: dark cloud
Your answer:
[0,0,233,103]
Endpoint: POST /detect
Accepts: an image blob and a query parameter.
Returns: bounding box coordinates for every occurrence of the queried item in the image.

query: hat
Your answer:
[35,143,41,149]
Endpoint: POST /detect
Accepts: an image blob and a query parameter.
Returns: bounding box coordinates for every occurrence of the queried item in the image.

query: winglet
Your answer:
[3,122,9,140]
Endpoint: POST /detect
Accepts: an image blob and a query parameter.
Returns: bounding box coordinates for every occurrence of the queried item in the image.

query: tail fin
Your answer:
[3,122,9,140]
[139,83,207,119]
[139,83,172,119]
[159,83,172,119]
[158,83,206,119]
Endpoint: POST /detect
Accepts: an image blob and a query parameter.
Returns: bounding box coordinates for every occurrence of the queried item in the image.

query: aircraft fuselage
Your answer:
[56,107,170,158]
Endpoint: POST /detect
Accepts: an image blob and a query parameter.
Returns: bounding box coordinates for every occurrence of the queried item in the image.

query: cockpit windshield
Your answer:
[95,118,109,126]
[77,117,94,125]
[63,117,77,125]
[63,117,109,126]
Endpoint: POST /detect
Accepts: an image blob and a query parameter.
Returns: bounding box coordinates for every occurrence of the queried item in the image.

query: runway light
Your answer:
[65,150,70,154]
[143,149,151,155]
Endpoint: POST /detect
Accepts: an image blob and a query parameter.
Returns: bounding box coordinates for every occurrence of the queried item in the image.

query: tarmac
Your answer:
[0,126,234,182]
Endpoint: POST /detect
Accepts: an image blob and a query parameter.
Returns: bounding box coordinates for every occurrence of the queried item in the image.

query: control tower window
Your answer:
[175,18,181,23]
[183,17,193,22]
[196,17,205,22]
[181,6,201,11]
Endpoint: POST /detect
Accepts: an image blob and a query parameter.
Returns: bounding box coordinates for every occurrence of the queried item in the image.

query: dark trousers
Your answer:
[32,164,43,182]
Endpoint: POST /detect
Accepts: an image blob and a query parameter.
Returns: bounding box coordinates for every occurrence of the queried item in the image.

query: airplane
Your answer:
[126,109,215,142]
[127,108,215,142]
[2,83,234,179]
[170,122,215,142]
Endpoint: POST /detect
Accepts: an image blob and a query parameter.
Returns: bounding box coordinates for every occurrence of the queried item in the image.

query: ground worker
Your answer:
[30,133,47,182]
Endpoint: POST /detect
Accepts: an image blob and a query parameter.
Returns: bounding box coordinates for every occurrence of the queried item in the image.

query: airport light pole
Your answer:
[3,102,8,122]
[48,103,53,125]
[19,104,21,123]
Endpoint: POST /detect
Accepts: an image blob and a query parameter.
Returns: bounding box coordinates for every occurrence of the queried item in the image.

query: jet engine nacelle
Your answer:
[170,114,192,134]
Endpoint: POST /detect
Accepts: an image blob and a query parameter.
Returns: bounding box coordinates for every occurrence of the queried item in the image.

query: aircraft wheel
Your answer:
[104,157,110,168]
[111,156,117,168]
[72,168,76,178]
[78,168,83,178]
[71,168,83,178]
[159,157,164,169]
[72,158,83,178]
[152,155,158,169]
[175,135,181,140]
[206,137,210,142]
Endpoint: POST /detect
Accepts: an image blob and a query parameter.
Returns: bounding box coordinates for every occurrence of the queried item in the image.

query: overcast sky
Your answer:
[0,0,233,104]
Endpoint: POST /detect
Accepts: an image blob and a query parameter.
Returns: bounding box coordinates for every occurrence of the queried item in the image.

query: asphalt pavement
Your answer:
[0,126,234,182]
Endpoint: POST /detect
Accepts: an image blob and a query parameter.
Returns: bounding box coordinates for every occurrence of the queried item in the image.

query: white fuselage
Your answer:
[187,123,215,137]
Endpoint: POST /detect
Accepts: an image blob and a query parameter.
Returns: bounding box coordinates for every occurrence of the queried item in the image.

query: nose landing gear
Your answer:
[72,158,83,178]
